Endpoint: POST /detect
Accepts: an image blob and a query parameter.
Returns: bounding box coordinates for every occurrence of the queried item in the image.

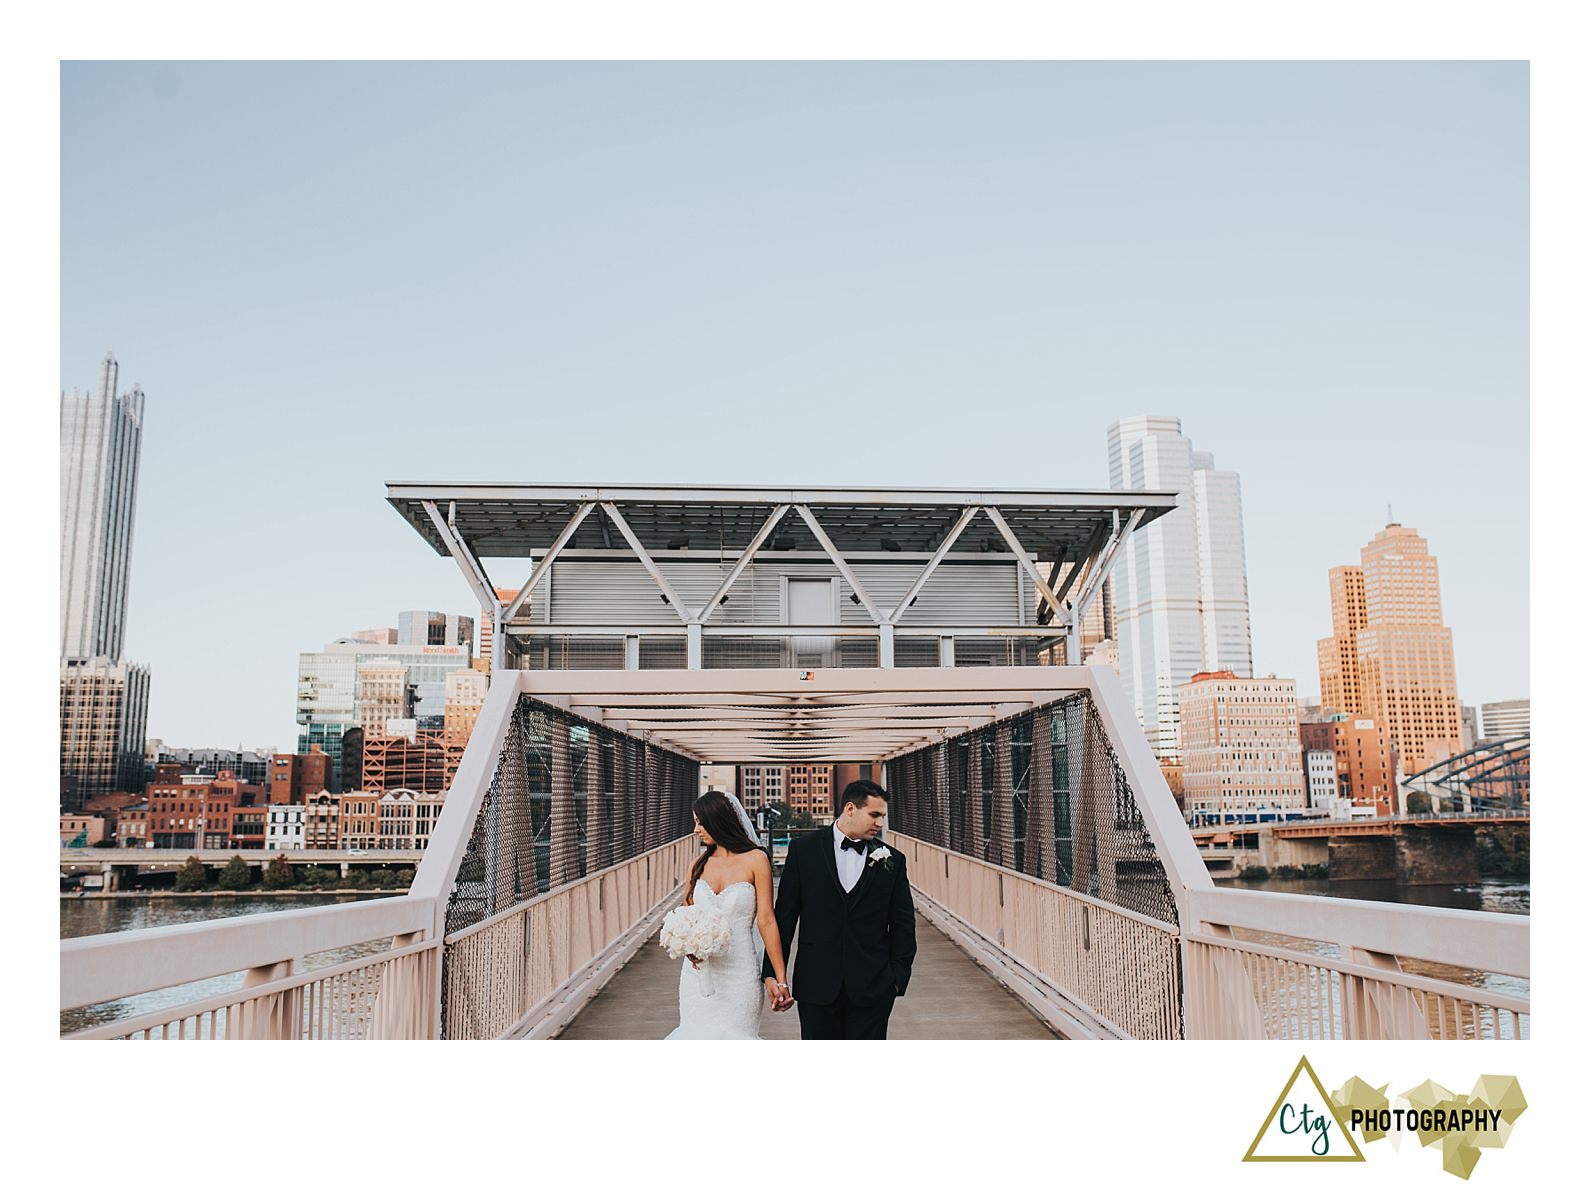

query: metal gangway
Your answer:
[60,486,1528,1039]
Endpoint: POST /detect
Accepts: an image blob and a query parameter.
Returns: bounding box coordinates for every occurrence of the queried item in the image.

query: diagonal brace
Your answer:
[502,502,597,625]
[982,505,1065,617]
[697,504,791,624]
[887,505,980,623]
[422,500,497,616]
[794,505,883,623]
[600,502,693,624]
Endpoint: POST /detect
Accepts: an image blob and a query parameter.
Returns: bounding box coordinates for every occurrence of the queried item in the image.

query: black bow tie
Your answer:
[841,838,869,854]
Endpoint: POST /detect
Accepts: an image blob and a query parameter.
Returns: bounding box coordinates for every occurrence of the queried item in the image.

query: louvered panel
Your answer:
[897,563,1024,625]
[658,562,757,620]
[548,561,676,625]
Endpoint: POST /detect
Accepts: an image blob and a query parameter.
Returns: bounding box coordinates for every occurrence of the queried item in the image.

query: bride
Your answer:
[665,790,789,1039]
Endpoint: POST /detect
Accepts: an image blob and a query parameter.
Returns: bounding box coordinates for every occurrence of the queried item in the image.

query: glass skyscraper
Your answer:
[61,352,144,661]
[1107,416,1253,761]
[60,353,150,800]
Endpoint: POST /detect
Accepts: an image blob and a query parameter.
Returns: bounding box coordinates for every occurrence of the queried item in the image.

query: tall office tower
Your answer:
[60,658,151,799]
[1480,698,1530,740]
[1107,416,1253,760]
[398,610,475,652]
[61,352,145,661]
[60,353,150,800]
[1316,523,1463,777]
[1317,566,1368,715]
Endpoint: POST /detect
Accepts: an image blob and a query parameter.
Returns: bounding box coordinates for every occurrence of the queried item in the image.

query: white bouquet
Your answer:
[660,903,734,996]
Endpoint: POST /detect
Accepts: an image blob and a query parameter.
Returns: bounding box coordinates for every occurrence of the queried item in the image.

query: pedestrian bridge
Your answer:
[60,666,1529,1041]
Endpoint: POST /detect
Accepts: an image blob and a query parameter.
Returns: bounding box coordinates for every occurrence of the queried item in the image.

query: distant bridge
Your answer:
[60,848,424,891]
[1266,813,1529,839]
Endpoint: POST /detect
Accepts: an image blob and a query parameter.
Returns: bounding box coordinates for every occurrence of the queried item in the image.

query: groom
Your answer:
[761,779,916,1039]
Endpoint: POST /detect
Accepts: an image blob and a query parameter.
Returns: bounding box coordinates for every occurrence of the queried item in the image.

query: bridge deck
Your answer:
[554,915,1060,1040]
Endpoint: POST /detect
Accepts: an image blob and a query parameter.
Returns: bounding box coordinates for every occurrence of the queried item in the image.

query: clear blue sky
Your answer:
[60,61,1527,750]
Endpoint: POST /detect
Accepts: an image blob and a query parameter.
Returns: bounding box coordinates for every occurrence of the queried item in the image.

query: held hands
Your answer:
[763,978,794,1012]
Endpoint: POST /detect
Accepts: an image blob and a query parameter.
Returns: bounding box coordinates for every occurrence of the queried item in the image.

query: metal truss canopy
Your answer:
[387,483,1176,559]
[519,666,1095,763]
[388,482,1177,670]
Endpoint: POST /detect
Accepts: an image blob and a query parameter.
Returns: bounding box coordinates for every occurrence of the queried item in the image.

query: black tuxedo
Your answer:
[761,828,917,1039]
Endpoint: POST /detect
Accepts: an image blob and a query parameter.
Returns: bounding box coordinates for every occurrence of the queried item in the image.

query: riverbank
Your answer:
[62,888,409,901]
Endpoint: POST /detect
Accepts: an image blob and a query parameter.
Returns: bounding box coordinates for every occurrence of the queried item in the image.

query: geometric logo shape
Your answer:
[1244,1055,1366,1162]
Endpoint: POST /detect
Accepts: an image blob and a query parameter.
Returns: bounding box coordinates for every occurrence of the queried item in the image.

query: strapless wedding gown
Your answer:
[664,879,763,1040]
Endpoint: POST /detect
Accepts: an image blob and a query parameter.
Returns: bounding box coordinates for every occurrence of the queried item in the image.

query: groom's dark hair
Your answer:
[836,779,888,817]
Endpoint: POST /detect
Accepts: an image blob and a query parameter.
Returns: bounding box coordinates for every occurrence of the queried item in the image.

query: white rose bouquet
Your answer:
[660,903,734,995]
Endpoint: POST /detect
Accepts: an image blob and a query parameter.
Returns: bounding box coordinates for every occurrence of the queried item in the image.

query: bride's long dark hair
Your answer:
[685,790,766,903]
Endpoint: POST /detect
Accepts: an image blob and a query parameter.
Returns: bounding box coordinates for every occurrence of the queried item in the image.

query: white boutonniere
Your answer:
[868,845,893,871]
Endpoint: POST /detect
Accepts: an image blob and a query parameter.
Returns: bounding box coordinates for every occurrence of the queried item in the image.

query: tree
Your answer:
[217,855,252,889]
[173,856,208,892]
[301,864,338,889]
[262,855,296,889]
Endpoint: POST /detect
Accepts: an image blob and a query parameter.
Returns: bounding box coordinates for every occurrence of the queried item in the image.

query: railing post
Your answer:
[373,931,432,1040]
[242,960,301,1038]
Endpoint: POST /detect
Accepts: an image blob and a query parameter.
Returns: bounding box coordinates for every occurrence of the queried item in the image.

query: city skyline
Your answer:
[60,62,1528,747]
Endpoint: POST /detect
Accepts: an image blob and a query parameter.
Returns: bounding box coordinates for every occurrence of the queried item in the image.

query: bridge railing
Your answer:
[885,664,1530,1041]
[61,671,698,1039]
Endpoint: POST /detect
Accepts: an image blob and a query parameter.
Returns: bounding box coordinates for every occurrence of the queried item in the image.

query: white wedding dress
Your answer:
[664,879,764,1040]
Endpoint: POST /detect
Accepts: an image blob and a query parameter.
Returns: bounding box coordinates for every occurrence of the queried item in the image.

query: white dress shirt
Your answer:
[833,821,867,893]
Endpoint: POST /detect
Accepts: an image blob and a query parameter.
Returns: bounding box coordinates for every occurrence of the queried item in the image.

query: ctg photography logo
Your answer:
[1244,1056,1528,1180]
[1244,1055,1365,1163]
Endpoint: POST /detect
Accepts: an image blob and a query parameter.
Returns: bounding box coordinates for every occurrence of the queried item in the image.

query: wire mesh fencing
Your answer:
[440,696,698,1036]
[887,691,1179,929]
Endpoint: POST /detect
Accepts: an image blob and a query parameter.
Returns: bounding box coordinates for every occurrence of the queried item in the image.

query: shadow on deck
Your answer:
[554,915,1061,1040]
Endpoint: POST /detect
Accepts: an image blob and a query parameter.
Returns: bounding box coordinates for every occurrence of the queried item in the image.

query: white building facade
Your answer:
[265,804,307,851]
[1107,417,1253,760]
[1305,749,1340,814]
